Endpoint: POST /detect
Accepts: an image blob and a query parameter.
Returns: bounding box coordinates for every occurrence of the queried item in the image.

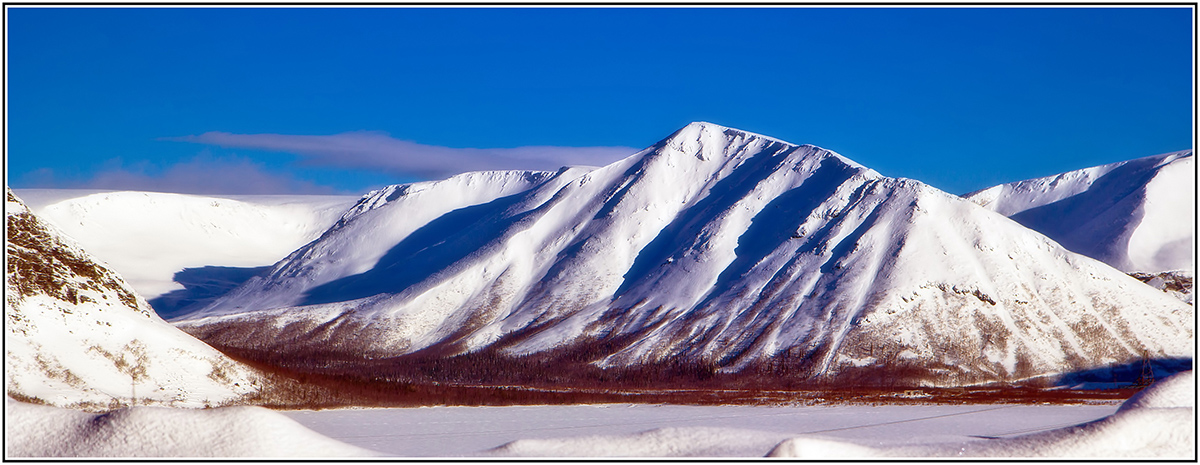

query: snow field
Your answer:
[10,382,1187,459]
[281,372,1191,458]
[772,371,1196,458]
[280,402,1119,457]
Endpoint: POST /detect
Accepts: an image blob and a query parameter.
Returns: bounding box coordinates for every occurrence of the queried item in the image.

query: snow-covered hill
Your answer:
[964,151,1194,274]
[177,123,1193,387]
[5,397,377,457]
[5,189,262,409]
[14,189,357,317]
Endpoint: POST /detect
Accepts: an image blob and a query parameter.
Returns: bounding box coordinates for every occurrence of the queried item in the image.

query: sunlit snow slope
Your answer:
[5,397,377,457]
[964,151,1194,274]
[14,189,357,308]
[6,189,262,409]
[189,169,559,315]
[178,123,1193,387]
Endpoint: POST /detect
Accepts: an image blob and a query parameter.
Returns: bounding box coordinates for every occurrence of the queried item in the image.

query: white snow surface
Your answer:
[4,397,377,458]
[8,373,1189,459]
[279,374,1192,458]
[4,371,1189,458]
[771,371,1195,458]
[5,190,262,409]
[13,189,357,300]
[964,150,1194,274]
[177,122,1194,385]
[285,403,1116,457]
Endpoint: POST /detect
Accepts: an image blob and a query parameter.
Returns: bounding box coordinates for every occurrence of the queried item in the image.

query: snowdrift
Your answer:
[3,397,377,457]
[491,426,791,457]
[177,122,1193,388]
[5,189,262,409]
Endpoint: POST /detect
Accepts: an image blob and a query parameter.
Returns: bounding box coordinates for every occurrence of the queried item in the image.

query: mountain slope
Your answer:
[964,151,1194,274]
[177,123,1193,387]
[15,189,357,315]
[191,169,561,316]
[5,189,263,409]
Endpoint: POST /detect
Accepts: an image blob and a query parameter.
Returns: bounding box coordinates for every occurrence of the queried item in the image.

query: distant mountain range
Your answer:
[151,122,1190,388]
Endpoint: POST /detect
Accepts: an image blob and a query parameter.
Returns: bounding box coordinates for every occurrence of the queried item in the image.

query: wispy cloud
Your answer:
[17,154,339,195]
[165,131,639,178]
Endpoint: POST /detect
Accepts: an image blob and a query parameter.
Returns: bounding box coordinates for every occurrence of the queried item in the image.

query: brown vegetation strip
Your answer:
[184,317,1150,410]
[224,349,1139,410]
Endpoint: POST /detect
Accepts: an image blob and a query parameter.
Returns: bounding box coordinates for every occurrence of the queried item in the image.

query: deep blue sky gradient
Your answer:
[6,7,1194,195]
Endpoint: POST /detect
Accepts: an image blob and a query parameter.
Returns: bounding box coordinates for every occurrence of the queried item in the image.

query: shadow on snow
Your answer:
[300,190,536,306]
[151,266,271,320]
[1051,357,1192,389]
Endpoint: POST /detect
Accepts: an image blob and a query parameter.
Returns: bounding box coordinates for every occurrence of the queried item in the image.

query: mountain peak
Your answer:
[670,121,791,147]
[650,122,847,175]
[173,126,1193,390]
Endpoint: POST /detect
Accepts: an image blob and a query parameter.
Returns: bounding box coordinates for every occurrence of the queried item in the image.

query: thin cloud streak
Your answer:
[166,131,640,178]
[17,154,339,195]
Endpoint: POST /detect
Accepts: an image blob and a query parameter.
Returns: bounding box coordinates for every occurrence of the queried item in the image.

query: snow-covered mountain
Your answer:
[183,169,559,316]
[14,189,357,317]
[5,189,263,409]
[964,151,1194,274]
[176,123,1193,387]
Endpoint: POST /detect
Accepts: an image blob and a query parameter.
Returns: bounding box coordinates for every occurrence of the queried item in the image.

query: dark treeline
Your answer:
[205,337,1150,410]
[184,310,1170,410]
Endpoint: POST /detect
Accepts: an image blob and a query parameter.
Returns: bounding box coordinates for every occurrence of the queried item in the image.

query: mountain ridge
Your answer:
[164,123,1194,388]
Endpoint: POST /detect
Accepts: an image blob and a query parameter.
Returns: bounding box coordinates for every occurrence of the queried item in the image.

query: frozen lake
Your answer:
[282,403,1121,457]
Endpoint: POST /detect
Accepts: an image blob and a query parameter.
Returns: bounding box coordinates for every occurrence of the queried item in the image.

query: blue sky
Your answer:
[6,6,1194,195]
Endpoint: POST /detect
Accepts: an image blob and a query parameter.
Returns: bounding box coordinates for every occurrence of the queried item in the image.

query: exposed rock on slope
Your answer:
[5,189,262,409]
[177,123,1193,388]
[1129,271,1193,305]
